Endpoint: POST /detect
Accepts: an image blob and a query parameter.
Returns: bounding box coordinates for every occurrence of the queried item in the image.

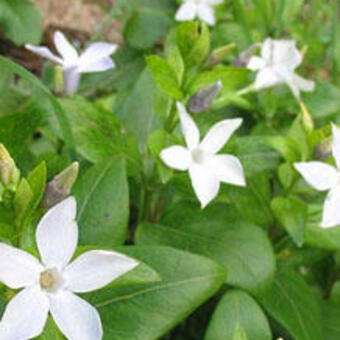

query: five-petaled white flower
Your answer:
[294,124,340,228]
[175,0,223,26]
[26,31,117,95]
[160,102,246,208]
[0,197,139,340]
[247,38,315,98]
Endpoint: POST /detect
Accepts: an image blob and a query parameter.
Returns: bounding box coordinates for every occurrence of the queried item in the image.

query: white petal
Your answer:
[54,31,79,65]
[175,2,197,21]
[0,243,42,289]
[322,186,340,228]
[77,56,115,73]
[207,154,246,186]
[177,102,200,149]
[78,42,117,69]
[294,162,339,191]
[332,124,340,169]
[64,250,139,293]
[64,68,82,95]
[273,39,302,71]
[36,196,78,268]
[50,291,102,340]
[205,0,223,5]
[261,38,274,61]
[189,163,220,208]
[25,45,63,65]
[247,56,266,71]
[200,118,243,154]
[253,67,282,90]
[0,287,49,339]
[293,74,315,92]
[160,145,191,171]
[197,5,216,25]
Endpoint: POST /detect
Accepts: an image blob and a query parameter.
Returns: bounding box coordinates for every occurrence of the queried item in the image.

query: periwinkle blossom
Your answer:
[175,0,223,26]
[160,102,246,208]
[247,38,315,98]
[0,197,139,340]
[294,125,340,228]
[26,31,117,94]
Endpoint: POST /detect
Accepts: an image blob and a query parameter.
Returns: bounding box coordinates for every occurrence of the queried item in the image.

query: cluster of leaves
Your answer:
[1,0,340,339]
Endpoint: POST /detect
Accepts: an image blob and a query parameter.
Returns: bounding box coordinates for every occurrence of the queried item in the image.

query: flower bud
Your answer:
[314,137,332,160]
[42,162,79,208]
[233,43,261,67]
[0,144,20,191]
[209,43,235,66]
[188,81,223,113]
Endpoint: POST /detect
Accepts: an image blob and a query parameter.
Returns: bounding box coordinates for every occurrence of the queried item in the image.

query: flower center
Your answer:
[40,268,62,292]
[192,148,206,164]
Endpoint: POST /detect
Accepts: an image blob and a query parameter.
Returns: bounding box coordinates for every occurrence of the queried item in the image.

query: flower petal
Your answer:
[253,67,282,90]
[189,163,220,208]
[160,145,191,171]
[36,196,78,268]
[64,250,139,293]
[322,186,340,228]
[0,243,42,289]
[25,45,63,64]
[78,42,117,69]
[54,31,79,65]
[77,56,115,73]
[273,39,302,71]
[207,154,246,186]
[293,74,315,92]
[247,56,266,71]
[332,124,340,169]
[261,38,273,61]
[0,287,49,339]
[175,2,197,21]
[197,5,216,25]
[200,118,243,154]
[205,0,223,5]
[294,162,339,191]
[177,102,200,149]
[50,291,102,340]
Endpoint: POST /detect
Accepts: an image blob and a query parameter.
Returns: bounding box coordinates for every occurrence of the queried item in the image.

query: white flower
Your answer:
[0,197,138,340]
[160,102,246,208]
[294,124,340,228]
[26,31,117,94]
[175,0,223,26]
[247,38,315,98]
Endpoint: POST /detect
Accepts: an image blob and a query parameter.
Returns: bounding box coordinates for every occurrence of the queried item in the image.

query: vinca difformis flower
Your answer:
[294,125,340,228]
[247,38,315,98]
[26,31,117,95]
[0,197,139,340]
[175,0,223,26]
[160,102,246,208]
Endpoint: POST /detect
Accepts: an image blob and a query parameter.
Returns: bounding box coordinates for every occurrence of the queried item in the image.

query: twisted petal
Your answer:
[197,5,216,25]
[177,102,200,149]
[286,74,315,98]
[65,250,139,293]
[253,67,282,90]
[273,39,302,71]
[0,243,42,289]
[175,2,197,21]
[332,124,340,169]
[50,291,102,340]
[294,162,339,191]
[247,56,266,71]
[54,31,79,65]
[25,45,63,65]
[208,154,246,186]
[322,186,340,228]
[160,145,191,171]
[189,163,220,208]
[36,196,78,268]
[200,118,243,154]
[0,287,49,339]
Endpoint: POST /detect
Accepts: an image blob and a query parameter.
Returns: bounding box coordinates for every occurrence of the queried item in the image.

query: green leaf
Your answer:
[261,266,323,340]
[136,202,275,295]
[205,290,272,340]
[0,56,76,160]
[0,0,42,45]
[146,55,183,99]
[89,246,226,340]
[321,300,340,340]
[73,157,129,247]
[13,178,33,226]
[271,196,307,246]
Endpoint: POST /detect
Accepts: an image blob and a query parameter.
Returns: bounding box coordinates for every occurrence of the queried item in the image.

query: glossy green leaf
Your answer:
[136,202,275,295]
[73,157,129,247]
[205,290,272,340]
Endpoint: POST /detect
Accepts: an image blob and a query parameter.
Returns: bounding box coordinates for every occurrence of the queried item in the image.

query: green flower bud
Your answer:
[0,144,20,191]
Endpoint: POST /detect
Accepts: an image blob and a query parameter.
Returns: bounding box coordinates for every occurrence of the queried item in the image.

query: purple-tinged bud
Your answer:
[233,43,261,67]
